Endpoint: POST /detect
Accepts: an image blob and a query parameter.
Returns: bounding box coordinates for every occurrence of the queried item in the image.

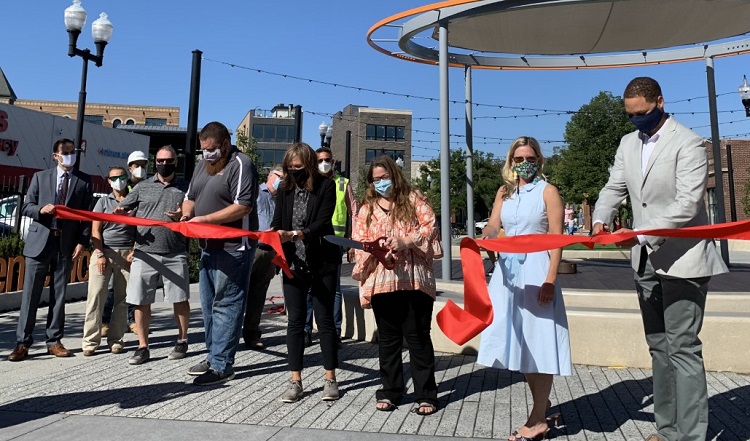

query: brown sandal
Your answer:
[376,399,396,412]
[413,401,438,416]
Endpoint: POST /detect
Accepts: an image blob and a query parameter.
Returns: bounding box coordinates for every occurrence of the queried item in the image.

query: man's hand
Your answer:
[71,244,84,260]
[591,222,609,236]
[185,215,208,223]
[539,282,555,306]
[40,204,56,215]
[611,227,639,248]
[126,250,134,268]
[165,205,182,221]
[112,206,126,215]
[96,254,106,275]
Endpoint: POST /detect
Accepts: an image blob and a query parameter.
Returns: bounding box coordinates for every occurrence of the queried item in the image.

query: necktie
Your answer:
[60,172,69,205]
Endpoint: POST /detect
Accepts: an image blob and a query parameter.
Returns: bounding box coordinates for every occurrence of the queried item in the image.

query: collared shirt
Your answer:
[93,192,136,249]
[639,117,669,176]
[256,183,275,231]
[52,165,70,229]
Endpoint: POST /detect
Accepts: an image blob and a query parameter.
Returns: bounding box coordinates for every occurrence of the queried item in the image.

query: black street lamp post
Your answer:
[64,0,113,170]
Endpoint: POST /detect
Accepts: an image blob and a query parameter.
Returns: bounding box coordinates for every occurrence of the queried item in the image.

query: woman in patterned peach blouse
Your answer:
[352,155,443,416]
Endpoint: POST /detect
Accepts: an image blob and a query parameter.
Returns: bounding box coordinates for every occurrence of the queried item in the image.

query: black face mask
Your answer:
[289,169,307,186]
[156,164,176,178]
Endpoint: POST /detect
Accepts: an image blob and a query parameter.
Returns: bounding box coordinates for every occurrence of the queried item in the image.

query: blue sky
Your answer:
[4,1,750,161]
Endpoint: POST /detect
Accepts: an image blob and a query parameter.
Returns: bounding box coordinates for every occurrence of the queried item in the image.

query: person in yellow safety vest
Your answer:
[303,147,359,347]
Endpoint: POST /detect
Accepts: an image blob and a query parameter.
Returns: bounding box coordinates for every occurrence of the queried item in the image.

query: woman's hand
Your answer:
[539,282,555,306]
[360,296,372,309]
[384,236,413,252]
[278,230,294,243]
[96,256,106,275]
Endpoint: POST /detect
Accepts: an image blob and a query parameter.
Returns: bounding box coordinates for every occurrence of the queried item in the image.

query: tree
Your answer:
[236,131,264,181]
[413,149,505,227]
[549,91,633,206]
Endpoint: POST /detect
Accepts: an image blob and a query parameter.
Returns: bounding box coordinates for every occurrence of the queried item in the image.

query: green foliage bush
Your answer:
[0,234,24,259]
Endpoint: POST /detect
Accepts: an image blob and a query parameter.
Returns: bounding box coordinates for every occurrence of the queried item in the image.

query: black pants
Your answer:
[243,247,277,342]
[283,271,338,371]
[371,290,438,406]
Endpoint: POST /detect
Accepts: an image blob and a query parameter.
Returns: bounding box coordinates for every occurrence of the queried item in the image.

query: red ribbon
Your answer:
[436,219,750,346]
[54,205,291,277]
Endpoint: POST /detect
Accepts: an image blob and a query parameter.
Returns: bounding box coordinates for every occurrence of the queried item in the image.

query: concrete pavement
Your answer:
[2,249,750,440]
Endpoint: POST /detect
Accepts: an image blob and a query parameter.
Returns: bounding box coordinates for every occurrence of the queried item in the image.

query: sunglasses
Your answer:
[318,158,332,164]
[512,156,538,164]
[108,175,127,181]
[155,158,176,164]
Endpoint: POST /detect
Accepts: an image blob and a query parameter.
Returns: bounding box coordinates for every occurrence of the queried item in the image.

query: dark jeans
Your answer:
[283,271,338,371]
[16,239,72,346]
[242,246,277,342]
[102,275,135,325]
[371,290,438,407]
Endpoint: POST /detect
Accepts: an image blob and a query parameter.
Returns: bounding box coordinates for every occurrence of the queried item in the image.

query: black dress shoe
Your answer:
[8,344,29,362]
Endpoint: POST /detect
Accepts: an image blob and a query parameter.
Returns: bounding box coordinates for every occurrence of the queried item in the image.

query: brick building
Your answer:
[705,139,750,222]
[13,99,179,129]
[235,104,300,171]
[329,105,412,190]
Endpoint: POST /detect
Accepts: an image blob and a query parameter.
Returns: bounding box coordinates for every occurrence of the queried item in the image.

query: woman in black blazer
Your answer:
[271,142,342,403]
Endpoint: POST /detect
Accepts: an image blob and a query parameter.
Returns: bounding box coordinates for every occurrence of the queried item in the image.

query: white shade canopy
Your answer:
[63,0,86,32]
[91,12,113,43]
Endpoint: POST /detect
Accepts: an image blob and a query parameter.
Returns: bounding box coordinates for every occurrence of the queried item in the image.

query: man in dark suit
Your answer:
[8,138,93,361]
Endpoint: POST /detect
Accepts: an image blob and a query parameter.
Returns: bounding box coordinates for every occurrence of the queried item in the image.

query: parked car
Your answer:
[0,195,31,240]
[475,218,489,234]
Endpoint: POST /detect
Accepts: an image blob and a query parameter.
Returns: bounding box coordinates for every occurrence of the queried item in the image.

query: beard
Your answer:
[204,153,229,175]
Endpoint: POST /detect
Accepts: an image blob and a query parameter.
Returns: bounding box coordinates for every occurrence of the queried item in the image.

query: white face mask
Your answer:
[318,161,332,174]
[58,153,76,168]
[203,149,222,164]
[110,179,127,191]
[132,166,146,179]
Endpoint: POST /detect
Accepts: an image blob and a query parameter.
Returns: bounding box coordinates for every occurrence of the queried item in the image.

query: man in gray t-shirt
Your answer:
[115,146,191,366]
[182,121,258,386]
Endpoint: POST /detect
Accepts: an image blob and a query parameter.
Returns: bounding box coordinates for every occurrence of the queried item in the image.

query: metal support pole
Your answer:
[465,65,474,239]
[294,105,303,143]
[439,23,452,281]
[344,130,351,179]
[74,53,89,170]
[706,57,730,265]
[185,49,202,181]
[727,144,737,222]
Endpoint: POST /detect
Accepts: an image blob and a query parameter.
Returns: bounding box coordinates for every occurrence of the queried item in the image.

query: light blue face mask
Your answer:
[272,176,281,191]
[373,179,392,197]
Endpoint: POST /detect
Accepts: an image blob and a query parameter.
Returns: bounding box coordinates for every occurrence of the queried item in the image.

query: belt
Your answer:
[50,229,61,237]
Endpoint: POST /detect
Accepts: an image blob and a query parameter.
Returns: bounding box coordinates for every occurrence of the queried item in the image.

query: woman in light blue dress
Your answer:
[477,136,571,441]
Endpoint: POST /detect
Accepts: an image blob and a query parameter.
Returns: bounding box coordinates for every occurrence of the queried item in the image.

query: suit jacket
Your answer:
[22,167,93,258]
[593,116,727,278]
[271,175,341,274]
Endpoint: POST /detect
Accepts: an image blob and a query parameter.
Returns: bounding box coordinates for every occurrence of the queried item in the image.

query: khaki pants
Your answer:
[82,248,131,350]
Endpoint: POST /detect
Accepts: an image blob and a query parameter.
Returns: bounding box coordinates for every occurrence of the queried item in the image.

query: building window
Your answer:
[125,119,135,125]
[365,124,405,141]
[365,149,405,164]
[145,117,167,126]
[257,148,287,167]
[112,118,122,128]
[252,124,295,143]
[84,115,104,125]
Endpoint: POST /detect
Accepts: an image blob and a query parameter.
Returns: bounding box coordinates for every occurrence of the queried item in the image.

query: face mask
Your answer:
[110,179,127,191]
[203,149,222,164]
[156,163,176,178]
[272,176,281,191]
[132,166,147,179]
[58,153,76,168]
[318,161,332,174]
[373,179,392,197]
[630,105,664,134]
[513,162,539,181]
[289,169,307,186]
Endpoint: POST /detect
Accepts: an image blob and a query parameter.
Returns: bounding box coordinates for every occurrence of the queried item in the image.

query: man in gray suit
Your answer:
[592,77,728,441]
[8,138,93,361]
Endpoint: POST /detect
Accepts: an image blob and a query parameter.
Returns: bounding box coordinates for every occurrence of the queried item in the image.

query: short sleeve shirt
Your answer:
[93,193,135,249]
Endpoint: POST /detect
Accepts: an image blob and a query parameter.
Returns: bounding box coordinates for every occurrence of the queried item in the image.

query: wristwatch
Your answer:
[291,230,299,242]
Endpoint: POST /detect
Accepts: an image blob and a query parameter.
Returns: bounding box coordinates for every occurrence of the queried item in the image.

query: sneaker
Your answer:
[129,323,138,335]
[128,347,150,365]
[169,341,188,360]
[83,349,96,356]
[110,342,124,354]
[281,380,304,403]
[187,360,210,376]
[321,378,339,401]
[193,369,235,386]
[304,331,313,348]
[101,323,110,337]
